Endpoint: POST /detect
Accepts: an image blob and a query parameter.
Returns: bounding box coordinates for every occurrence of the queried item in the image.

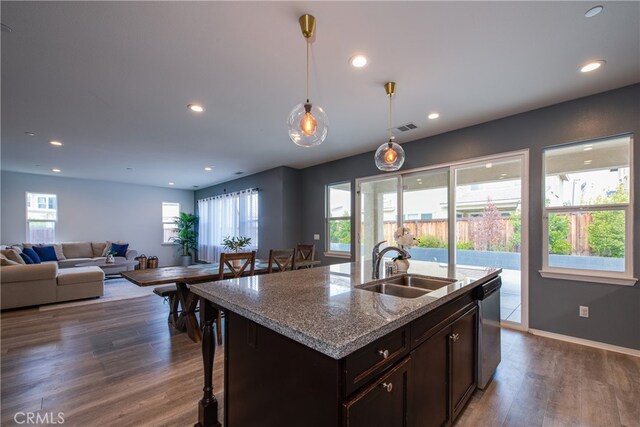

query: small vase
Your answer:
[106,255,115,264]
[394,258,410,274]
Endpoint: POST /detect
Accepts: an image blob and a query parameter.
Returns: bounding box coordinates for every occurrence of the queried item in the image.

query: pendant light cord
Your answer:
[388,92,393,142]
[306,40,310,103]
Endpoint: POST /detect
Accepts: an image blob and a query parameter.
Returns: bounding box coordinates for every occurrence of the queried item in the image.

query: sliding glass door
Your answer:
[356,151,528,328]
[359,177,399,261]
[455,158,524,324]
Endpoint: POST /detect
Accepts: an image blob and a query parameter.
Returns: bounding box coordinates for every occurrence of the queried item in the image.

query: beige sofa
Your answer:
[0,262,104,310]
[20,241,138,273]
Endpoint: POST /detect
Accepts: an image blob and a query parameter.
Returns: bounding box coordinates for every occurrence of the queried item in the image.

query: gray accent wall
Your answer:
[194,166,301,259]
[298,84,639,350]
[1,171,194,266]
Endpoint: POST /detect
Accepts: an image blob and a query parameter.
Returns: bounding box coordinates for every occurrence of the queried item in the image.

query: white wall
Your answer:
[1,171,194,266]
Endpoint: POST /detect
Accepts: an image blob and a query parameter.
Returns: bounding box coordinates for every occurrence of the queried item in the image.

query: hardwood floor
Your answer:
[1,295,638,426]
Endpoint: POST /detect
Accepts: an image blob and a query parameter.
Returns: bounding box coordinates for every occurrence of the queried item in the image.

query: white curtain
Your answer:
[197,188,259,263]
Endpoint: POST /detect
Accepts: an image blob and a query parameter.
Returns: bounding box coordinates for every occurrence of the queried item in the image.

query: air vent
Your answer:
[234,171,244,175]
[392,123,418,134]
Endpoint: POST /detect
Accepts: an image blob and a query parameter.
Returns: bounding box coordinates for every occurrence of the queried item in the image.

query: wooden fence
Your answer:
[382,213,593,254]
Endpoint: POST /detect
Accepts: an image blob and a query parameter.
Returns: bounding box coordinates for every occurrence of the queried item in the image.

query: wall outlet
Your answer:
[313,234,320,241]
[579,306,589,318]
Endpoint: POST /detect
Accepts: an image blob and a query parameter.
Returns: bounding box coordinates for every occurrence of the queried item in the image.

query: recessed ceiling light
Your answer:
[584,145,593,151]
[500,173,507,177]
[580,60,605,73]
[485,163,493,169]
[204,166,213,171]
[52,168,61,173]
[168,182,175,186]
[25,131,35,137]
[584,160,593,164]
[126,167,133,170]
[187,104,205,113]
[585,5,603,18]
[428,113,440,120]
[49,140,63,146]
[349,54,368,68]
[416,178,422,182]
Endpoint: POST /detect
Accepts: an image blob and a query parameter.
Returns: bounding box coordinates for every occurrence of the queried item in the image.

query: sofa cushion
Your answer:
[102,241,128,256]
[1,249,25,265]
[0,254,19,266]
[22,247,42,264]
[57,258,92,269]
[110,243,129,257]
[52,244,66,260]
[92,242,107,258]
[20,253,34,264]
[62,242,93,259]
[57,266,104,286]
[33,245,58,262]
[0,263,58,283]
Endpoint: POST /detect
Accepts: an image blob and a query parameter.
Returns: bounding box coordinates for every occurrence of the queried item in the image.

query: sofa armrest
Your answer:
[125,249,138,260]
[0,263,58,283]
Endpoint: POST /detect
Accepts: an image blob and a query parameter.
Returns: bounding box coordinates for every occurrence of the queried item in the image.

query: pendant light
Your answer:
[287,14,328,147]
[375,82,405,171]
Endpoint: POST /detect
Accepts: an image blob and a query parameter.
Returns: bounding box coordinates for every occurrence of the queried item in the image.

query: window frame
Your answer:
[540,134,636,286]
[26,192,57,243]
[325,181,352,258]
[162,202,180,244]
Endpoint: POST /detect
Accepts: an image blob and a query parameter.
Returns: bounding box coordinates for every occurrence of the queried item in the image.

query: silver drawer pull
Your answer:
[378,349,390,359]
[450,333,460,342]
[382,382,393,393]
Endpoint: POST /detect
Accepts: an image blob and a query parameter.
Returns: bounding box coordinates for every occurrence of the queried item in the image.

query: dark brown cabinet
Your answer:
[409,305,478,427]
[344,356,411,427]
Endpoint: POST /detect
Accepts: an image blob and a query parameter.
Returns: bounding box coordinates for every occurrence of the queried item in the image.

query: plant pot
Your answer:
[181,255,192,266]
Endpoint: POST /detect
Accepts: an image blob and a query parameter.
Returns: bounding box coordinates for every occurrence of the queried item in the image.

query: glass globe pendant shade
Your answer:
[375,140,405,171]
[287,102,328,147]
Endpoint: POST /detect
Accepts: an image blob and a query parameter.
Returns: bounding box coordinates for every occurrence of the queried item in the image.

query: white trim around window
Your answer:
[540,133,636,286]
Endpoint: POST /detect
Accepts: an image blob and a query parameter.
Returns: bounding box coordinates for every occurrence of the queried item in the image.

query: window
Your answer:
[26,192,57,243]
[541,134,635,285]
[326,182,351,256]
[162,202,180,243]
[197,189,259,263]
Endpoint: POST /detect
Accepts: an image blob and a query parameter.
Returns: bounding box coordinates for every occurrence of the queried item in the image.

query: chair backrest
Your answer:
[218,251,256,279]
[268,249,296,273]
[295,244,315,262]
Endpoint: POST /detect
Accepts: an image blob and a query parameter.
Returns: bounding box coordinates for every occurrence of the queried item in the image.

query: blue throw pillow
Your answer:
[110,243,129,257]
[20,253,34,264]
[22,247,42,264]
[33,245,58,262]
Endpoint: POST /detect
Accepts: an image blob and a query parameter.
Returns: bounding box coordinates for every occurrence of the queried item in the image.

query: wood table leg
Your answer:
[176,282,201,343]
[196,298,221,427]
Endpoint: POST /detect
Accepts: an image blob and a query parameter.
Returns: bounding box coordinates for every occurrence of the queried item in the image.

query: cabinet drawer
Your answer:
[411,293,475,348]
[343,355,410,427]
[344,325,409,396]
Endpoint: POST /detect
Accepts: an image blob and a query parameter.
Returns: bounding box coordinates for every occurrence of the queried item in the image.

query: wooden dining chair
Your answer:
[214,251,257,344]
[295,243,316,269]
[267,249,296,273]
[218,251,257,279]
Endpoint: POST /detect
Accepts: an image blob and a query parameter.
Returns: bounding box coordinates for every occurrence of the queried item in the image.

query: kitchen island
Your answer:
[190,261,501,427]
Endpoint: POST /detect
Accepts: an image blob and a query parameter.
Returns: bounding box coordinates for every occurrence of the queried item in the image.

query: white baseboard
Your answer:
[529,328,640,357]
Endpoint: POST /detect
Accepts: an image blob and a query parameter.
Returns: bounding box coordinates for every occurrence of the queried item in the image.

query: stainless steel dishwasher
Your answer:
[475,276,502,389]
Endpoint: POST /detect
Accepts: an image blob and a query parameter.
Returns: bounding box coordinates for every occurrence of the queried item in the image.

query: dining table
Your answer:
[121,259,319,342]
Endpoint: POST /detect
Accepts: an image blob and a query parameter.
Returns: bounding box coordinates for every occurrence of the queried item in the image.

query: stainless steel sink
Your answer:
[383,274,455,291]
[357,283,429,299]
[356,274,456,298]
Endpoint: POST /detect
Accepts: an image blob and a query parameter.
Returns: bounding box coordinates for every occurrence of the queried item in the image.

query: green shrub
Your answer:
[587,186,628,258]
[416,235,446,248]
[548,213,571,255]
[456,241,474,250]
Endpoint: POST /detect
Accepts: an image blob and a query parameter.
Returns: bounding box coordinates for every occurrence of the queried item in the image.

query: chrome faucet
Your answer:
[372,241,412,279]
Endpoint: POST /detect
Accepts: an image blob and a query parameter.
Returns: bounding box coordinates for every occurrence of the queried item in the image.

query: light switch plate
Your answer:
[579,306,589,318]
[313,234,320,241]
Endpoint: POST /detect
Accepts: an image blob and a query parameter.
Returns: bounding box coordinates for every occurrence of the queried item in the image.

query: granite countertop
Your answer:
[190,260,500,359]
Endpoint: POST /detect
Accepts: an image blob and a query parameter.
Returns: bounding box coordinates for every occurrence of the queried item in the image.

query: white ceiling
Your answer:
[2,1,639,189]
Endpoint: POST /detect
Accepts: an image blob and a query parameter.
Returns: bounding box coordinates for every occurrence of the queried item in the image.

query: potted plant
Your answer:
[221,236,252,253]
[170,212,199,266]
